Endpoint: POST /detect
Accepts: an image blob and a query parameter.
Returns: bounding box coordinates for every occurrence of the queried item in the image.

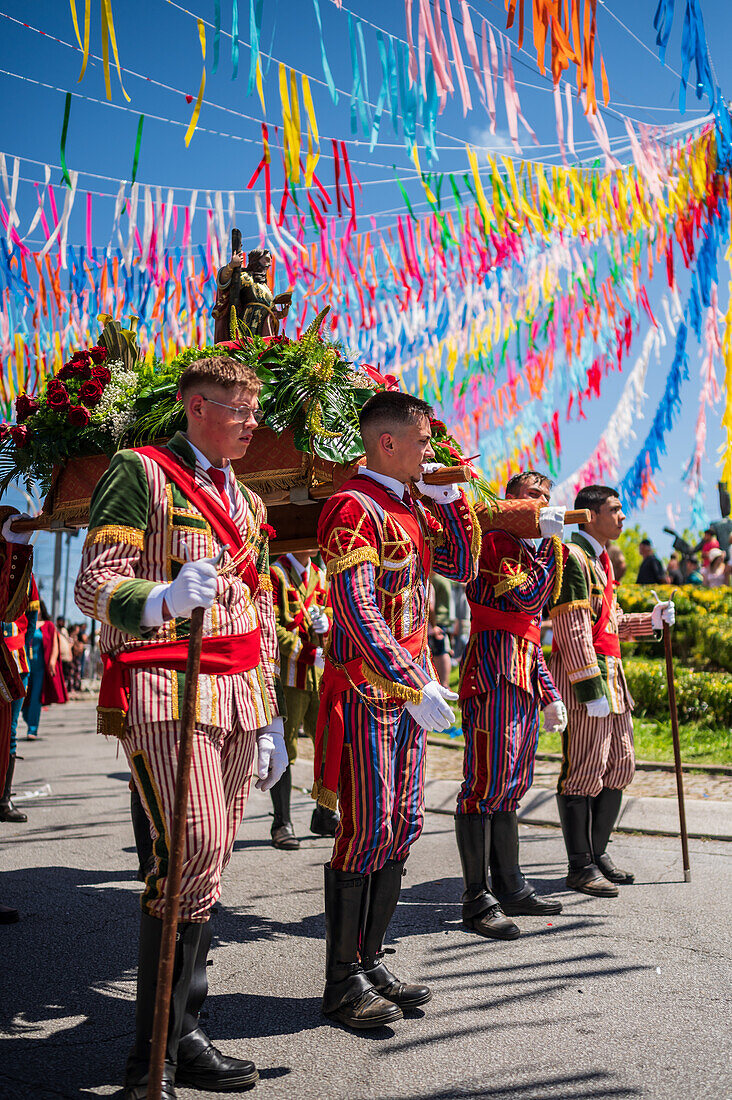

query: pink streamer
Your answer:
[460,1,485,108]
[501,38,521,153]
[432,0,453,105]
[405,0,418,87]
[565,82,575,158]
[503,40,538,149]
[444,0,472,115]
[85,192,92,254]
[482,20,497,134]
[418,0,450,99]
[583,93,620,171]
[554,84,568,167]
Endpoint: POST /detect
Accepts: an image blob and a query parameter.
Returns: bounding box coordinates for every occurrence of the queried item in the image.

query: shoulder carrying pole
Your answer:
[146,605,205,1100]
[662,616,691,883]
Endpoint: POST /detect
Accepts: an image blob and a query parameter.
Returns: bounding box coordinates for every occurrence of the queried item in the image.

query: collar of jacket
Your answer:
[166,431,199,471]
[571,531,598,559]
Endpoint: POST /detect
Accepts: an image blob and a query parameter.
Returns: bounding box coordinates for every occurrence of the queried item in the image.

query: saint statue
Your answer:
[213,242,292,342]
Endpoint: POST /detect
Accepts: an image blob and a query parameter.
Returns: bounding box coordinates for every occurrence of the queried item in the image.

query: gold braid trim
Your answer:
[466,498,482,565]
[87,525,145,551]
[494,571,529,597]
[551,535,564,604]
[360,662,423,703]
[97,706,126,739]
[549,598,591,618]
[258,575,273,592]
[311,778,339,811]
[325,547,380,578]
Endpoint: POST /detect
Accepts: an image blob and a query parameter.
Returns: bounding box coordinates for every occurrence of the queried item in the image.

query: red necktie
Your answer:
[600,550,611,577]
[207,466,230,516]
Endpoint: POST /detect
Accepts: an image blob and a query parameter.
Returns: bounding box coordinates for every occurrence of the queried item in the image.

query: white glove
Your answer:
[538,506,566,539]
[163,552,219,619]
[310,607,330,634]
[415,463,460,505]
[542,700,567,732]
[313,647,325,671]
[1,512,32,544]
[651,601,676,629]
[254,717,288,791]
[585,696,611,719]
[405,679,458,732]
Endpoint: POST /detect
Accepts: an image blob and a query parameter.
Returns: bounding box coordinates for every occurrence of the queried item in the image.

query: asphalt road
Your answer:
[0,701,730,1100]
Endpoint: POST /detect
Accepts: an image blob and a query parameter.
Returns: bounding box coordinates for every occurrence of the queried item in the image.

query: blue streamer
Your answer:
[370,30,391,151]
[312,0,338,105]
[212,0,220,74]
[246,0,263,94]
[653,0,675,63]
[679,0,714,112]
[232,0,240,80]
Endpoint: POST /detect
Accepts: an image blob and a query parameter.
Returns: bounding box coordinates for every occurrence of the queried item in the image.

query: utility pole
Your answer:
[62,533,72,619]
[51,531,63,621]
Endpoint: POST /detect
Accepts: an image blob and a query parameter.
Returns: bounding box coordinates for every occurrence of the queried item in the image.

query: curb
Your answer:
[422,777,732,842]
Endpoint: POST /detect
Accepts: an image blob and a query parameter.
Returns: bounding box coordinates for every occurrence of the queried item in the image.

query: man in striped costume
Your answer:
[0,508,34,923]
[268,551,335,849]
[455,470,567,941]
[549,484,675,897]
[315,391,479,1030]
[75,356,287,1099]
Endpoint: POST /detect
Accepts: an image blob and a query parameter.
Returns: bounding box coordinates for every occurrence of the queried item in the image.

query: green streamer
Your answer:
[131,115,144,184]
[394,173,417,220]
[60,92,72,189]
[212,0,220,74]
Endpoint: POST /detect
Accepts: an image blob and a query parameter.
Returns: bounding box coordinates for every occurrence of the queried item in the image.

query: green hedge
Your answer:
[616,584,732,672]
[625,658,732,727]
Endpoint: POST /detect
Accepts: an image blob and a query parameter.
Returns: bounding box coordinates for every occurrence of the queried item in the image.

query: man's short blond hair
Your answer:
[179,356,260,397]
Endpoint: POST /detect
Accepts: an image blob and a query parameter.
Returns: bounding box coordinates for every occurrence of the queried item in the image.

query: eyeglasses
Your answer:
[202,396,264,424]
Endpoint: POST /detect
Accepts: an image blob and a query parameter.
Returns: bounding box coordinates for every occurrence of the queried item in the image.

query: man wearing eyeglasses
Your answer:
[75,355,286,1098]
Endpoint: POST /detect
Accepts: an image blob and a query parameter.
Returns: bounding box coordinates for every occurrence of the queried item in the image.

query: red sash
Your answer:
[338,473,433,576]
[593,562,621,657]
[98,628,262,737]
[468,603,541,646]
[312,626,426,810]
[135,444,260,596]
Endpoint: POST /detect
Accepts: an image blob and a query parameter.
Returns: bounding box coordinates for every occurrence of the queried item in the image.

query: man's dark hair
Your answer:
[640,538,652,548]
[359,391,433,437]
[505,470,553,498]
[574,484,620,518]
[687,555,700,567]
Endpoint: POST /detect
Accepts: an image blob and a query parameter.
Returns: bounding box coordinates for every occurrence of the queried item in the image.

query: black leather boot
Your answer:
[270,766,300,850]
[556,794,618,897]
[489,810,562,915]
[311,803,339,838]
[130,786,155,881]
[0,756,27,823]
[454,813,520,939]
[0,902,19,924]
[322,864,403,1028]
[361,859,431,1010]
[592,787,634,884]
[176,917,258,1091]
[123,912,202,1099]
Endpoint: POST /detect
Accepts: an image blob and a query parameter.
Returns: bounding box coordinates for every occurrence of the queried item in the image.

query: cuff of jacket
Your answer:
[108,579,161,638]
[572,675,605,705]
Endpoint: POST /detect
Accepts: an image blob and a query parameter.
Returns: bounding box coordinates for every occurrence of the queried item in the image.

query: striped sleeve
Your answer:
[430,491,480,582]
[550,549,604,704]
[616,606,655,640]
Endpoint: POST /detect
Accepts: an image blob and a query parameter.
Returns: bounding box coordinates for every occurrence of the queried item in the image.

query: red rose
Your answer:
[59,360,92,380]
[15,394,39,423]
[46,385,70,410]
[70,350,92,366]
[9,425,28,448]
[78,380,104,407]
[46,378,66,393]
[261,522,277,540]
[0,423,10,443]
[91,364,111,385]
[430,418,447,436]
[89,345,108,364]
[67,404,91,427]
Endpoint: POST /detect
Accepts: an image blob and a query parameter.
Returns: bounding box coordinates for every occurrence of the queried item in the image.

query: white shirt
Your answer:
[186,437,237,516]
[357,465,407,500]
[285,553,310,585]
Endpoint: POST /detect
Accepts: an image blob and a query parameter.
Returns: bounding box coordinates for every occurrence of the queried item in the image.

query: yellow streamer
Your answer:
[69,0,91,81]
[411,145,438,206]
[100,0,130,102]
[289,67,302,183]
[302,74,320,188]
[184,19,207,147]
[255,56,266,115]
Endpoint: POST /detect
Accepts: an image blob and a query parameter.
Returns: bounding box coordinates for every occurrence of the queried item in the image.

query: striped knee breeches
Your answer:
[331,690,426,875]
[456,681,540,815]
[124,720,256,922]
[557,708,635,797]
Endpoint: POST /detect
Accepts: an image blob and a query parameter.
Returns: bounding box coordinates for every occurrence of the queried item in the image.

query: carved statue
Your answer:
[213,238,292,342]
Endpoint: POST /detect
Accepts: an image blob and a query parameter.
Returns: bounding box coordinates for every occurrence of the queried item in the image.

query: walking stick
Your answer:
[656,593,691,882]
[147,605,205,1100]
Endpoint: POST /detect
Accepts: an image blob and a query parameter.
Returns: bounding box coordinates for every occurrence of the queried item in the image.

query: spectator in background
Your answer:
[703,547,728,588]
[667,553,684,586]
[428,571,454,688]
[683,556,703,586]
[607,545,626,583]
[636,539,668,585]
[55,616,73,692]
[699,528,720,566]
[23,602,68,739]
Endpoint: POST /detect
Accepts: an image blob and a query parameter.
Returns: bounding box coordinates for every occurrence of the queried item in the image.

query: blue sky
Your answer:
[0,0,730,611]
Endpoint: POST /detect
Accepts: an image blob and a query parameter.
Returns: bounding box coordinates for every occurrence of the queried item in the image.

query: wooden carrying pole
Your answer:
[662,617,691,882]
[146,605,205,1100]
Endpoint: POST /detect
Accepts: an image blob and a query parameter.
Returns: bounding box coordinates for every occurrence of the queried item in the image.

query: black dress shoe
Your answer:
[0,903,19,924]
[176,1031,258,1091]
[0,802,27,823]
[271,822,300,850]
[500,891,563,916]
[565,867,619,897]
[596,853,635,884]
[123,1072,176,1099]
[465,904,520,940]
[323,971,403,1029]
[363,959,432,1009]
[311,805,339,837]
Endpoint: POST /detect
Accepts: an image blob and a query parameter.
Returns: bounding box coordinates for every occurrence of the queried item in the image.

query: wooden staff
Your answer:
[147,605,205,1100]
[661,606,691,882]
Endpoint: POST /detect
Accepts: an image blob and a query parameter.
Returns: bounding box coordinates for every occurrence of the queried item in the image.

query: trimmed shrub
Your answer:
[625,658,732,727]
